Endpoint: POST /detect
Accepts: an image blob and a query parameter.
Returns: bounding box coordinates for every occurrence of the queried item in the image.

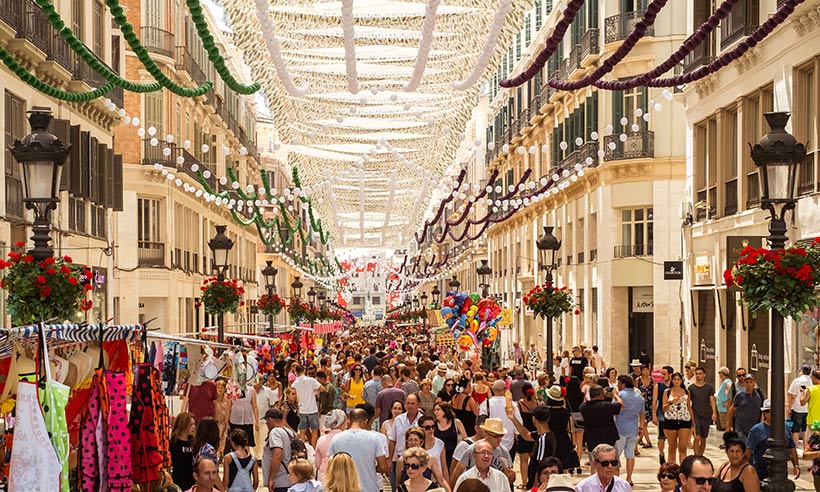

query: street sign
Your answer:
[663,261,683,280]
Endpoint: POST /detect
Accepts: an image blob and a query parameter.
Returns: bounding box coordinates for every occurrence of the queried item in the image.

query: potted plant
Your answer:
[200,277,245,315]
[0,243,94,326]
[257,293,286,317]
[724,240,820,320]
[523,283,579,319]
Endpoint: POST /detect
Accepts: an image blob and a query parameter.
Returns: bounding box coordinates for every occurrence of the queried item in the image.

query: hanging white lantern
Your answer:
[590,131,599,140]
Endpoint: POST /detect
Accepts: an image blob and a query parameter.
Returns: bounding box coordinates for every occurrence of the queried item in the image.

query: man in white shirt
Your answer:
[787,364,814,445]
[432,364,448,395]
[576,444,632,492]
[453,440,509,492]
[326,408,390,492]
[291,364,326,447]
[479,380,522,453]
[388,393,421,489]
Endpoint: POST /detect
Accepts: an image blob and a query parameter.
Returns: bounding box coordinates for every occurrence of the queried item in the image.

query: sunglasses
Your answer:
[422,425,435,430]
[596,460,619,468]
[690,477,717,486]
[404,463,422,470]
[445,384,454,387]
[658,473,677,481]
[736,373,746,378]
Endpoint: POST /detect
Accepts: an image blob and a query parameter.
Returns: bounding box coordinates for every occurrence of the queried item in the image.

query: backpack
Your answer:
[283,428,308,460]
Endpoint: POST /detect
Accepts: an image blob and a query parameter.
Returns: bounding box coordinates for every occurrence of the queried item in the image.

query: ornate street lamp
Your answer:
[208,225,234,343]
[412,295,419,310]
[431,285,441,308]
[476,259,492,298]
[291,276,303,299]
[317,289,327,308]
[420,292,428,308]
[448,275,461,292]
[751,112,805,492]
[536,225,561,380]
[9,107,70,261]
[262,260,278,336]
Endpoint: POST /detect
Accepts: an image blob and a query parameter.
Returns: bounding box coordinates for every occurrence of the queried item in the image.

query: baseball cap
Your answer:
[761,399,771,412]
[264,408,283,420]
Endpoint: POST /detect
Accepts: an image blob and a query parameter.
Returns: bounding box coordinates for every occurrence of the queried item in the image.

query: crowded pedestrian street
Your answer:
[3,0,820,491]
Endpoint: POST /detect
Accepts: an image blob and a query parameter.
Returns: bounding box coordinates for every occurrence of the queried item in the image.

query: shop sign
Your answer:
[663,261,684,280]
[693,254,713,285]
[632,287,654,313]
[498,308,513,326]
[699,338,716,362]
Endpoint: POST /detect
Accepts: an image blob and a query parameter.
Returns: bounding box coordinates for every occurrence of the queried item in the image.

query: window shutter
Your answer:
[612,91,624,133]
[96,142,106,204]
[104,148,114,208]
[69,125,81,195]
[112,154,123,211]
[79,131,90,198]
[52,119,71,191]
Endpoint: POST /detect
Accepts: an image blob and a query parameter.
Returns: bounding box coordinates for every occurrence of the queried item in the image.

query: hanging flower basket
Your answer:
[257,293,285,317]
[523,283,578,320]
[724,241,820,321]
[200,277,244,315]
[288,299,314,323]
[0,243,93,326]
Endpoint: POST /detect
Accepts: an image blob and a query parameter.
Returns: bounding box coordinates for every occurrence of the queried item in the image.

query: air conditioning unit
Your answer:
[679,201,693,221]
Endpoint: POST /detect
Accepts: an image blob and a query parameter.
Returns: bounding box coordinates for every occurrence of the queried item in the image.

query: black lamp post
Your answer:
[209,225,234,343]
[307,286,317,333]
[476,259,492,298]
[448,275,461,293]
[537,226,561,380]
[431,285,441,308]
[9,107,70,261]
[752,112,804,492]
[420,292,429,331]
[291,276,303,299]
[262,260,278,336]
[420,292,428,309]
[318,289,327,309]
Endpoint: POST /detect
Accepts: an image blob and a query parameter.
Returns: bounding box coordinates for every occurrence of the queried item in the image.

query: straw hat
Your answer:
[546,474,576,491]
[436,363,448,372]
[479,418,507,436]
[547,385,564,402]
[629,359,642,367]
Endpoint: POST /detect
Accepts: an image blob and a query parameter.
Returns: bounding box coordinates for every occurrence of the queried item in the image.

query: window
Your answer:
[693,117,717,220]
[796,62,817,195]
[90,204,106,238]
[144,91,164,138]
[743,86,773,208]
[721,0,758,48]
[723,107,739,215]
[524,14,531,46]
[93,1,103,57]
[535,0,542,30]
[138,197,162,244]
[618,208,653,257]
[4,91,25,218]
[72,0,83,42]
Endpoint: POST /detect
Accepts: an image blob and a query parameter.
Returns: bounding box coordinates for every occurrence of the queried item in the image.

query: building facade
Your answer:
[474,0,691,369]
[682,0,820,392]
[0,0,123,326]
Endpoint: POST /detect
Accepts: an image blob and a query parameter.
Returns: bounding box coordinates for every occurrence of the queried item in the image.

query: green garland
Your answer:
[33,0,162,93]
[0,46,113,102]
[105,0,213,97]
[184,0,260,95]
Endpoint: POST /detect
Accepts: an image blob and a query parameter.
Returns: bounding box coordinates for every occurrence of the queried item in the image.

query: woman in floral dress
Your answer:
[636,365,655,449]
[213,378,230,456]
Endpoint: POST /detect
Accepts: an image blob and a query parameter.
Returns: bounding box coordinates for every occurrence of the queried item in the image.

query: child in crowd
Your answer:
[222,429,258,492]
[287,458,324,492]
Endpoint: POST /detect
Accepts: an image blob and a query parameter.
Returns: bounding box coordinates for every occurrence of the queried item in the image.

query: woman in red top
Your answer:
[470,372,490,405]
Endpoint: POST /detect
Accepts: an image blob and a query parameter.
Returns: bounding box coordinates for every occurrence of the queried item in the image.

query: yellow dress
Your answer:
[346,377,365,407]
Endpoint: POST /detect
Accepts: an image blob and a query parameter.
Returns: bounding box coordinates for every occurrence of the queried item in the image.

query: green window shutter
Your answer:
[612,90,624,132]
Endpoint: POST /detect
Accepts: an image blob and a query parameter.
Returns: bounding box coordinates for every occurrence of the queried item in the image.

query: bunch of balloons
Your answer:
[439,292,502,351]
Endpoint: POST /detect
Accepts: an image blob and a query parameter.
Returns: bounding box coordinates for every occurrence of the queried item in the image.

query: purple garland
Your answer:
[549,0,670,91]
[444,169,501,227]
[414,169,468,244]
[500,0,586,88]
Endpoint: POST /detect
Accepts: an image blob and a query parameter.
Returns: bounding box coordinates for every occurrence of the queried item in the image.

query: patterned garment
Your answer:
[129,363,163,484]
[8,381,60,492]
[150,365,171,468]
[41,378,71,492]
[80,370,132,492]
[637,377,655,421]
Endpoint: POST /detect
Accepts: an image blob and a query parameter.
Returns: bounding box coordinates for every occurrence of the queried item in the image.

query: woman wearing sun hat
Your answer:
[546,386,581,473]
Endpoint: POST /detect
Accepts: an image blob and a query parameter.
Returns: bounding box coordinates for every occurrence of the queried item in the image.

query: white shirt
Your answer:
[788,374,813,412]
[576,473,632,492]
[292,375,321,414]
[453,466,508,492]
[427,437,445,468]
[479,396,522,450]
[387,411,421,460]
[256,385,278,417]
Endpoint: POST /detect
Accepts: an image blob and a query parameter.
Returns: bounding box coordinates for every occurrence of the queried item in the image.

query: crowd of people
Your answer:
[169,330,820,492]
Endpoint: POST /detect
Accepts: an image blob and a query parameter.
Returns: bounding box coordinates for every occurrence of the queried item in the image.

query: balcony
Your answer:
[558,141,600,169]
[603,130,654,161]
[605,10,654,44]
[682,39,715,74]
[540,79,557,103]
[141,26,175,59]
[142,139,217,189]
[0,0,23,31]
[721,0,758,48]
[746,172,760,209]
[1,0,74,73]
[175,45,207,84]
[568,44,581,74]
[5,177,24,218]
[614,244,653,258]
[138,241,165,267]
[798,153,815,196]
[580,28,600,65]
[724,178,738,216]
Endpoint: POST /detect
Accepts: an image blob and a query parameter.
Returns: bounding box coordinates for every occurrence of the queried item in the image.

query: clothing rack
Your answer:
[0,323,142,359]
[145,331,236,349]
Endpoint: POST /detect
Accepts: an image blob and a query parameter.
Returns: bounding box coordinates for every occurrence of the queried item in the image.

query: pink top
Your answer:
[314,428,343,482]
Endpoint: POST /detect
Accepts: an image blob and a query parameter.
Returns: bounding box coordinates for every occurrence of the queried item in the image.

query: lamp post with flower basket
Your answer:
[724,112,810,492]
[534,226,562,381]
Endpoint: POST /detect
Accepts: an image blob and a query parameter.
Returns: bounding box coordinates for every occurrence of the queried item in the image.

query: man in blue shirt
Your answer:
[614,375,645,485]
[745,399,801,481]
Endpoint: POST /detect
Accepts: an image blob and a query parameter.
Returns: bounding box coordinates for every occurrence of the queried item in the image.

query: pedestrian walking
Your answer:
[688,366,717,455]
[662,372,693,464]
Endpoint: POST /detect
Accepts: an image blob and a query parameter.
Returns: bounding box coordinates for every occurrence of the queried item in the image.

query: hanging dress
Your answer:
[8,379,60,492]
[40,354,72,492]
[129,363,164,484]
